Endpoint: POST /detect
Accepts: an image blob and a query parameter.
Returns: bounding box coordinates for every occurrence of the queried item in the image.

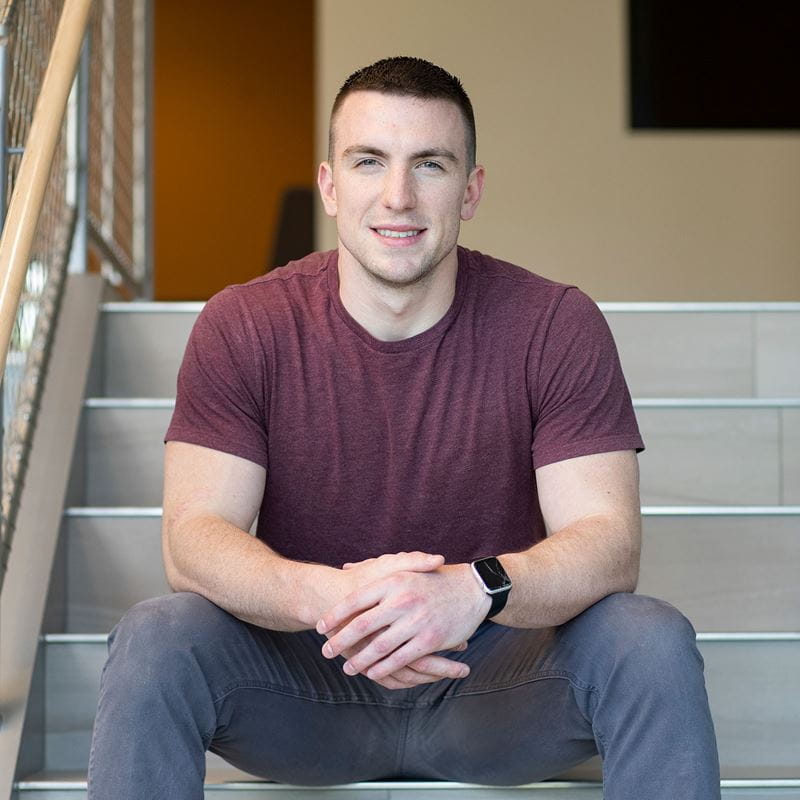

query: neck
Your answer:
[337,247,459,341]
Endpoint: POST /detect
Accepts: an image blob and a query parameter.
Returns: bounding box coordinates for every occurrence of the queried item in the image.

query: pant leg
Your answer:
[403,593,721,799]
[87,592,411,800]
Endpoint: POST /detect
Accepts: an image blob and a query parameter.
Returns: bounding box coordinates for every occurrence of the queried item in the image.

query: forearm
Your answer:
[163,514,339,631]
[493,512,641,629]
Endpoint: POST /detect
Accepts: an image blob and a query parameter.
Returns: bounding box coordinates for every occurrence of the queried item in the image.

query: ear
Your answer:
[317,161,337,217]
[460,164,485,222]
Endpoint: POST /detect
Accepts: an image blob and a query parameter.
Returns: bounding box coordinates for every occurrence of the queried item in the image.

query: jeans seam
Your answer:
[393,706,413,775]
[433,669,595,705]
[212,680,416,708]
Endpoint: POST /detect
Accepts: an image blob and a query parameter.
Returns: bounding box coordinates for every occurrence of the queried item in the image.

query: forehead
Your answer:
[331,91,468,160]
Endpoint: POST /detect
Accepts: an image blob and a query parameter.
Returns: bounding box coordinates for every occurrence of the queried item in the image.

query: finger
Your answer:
[372,673,416,690]
[389,656,469,684]
[366,642,470,682]
[321,603,401,660]
[405,653,470,679]
[370,552,445,577]
[317,584,387,636]
[342,551,441,573]
[371,662,456,690]
[338,619,418,675]
[452,641,468,652]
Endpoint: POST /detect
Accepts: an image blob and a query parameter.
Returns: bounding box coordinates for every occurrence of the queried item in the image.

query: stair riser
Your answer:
[58,515,800,634]
[99,309,800,400]
[74,407,800,507]
[606,311,800,399]
[40,641,800,776]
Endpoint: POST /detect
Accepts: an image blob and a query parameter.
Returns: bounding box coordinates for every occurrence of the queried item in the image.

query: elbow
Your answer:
[162,547,187,593]
[620,545,641,594]
[161,518,193,594]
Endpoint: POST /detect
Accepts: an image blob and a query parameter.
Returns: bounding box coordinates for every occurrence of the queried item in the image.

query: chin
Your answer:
[366,261,436,289]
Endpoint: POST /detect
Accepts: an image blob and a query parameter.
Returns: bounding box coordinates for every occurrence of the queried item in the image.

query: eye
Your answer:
[355,158,381,168]
[418,160,444,170]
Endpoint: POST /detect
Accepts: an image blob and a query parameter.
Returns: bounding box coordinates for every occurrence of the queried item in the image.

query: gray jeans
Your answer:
[87,591,720,799]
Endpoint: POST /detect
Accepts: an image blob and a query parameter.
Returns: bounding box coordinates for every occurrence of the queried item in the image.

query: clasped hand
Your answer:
[316,552,489,690]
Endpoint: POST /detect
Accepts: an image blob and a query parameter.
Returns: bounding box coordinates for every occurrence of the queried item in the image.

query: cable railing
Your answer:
[0,0,149,594]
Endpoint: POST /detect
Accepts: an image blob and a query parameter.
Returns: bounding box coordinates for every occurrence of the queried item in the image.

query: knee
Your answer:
[580,593,702,677]
[107,592,228,675]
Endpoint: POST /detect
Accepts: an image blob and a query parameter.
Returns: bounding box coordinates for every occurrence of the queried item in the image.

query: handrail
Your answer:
[0,0,93,367]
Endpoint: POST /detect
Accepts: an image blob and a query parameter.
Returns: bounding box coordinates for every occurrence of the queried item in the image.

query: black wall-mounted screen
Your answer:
[629,0,800,129]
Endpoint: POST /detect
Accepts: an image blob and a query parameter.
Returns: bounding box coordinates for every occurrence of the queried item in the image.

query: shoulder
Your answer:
[459,246,598,325]
[197,250,335,332]
[210,250,334,310]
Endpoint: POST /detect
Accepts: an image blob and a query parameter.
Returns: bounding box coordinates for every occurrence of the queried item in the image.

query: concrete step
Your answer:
[55,508,800,634]
[71,400,800,508]
[34,635,800,777]
[96,303,800,400]
[603,305,800,399]
[12,772,800,799]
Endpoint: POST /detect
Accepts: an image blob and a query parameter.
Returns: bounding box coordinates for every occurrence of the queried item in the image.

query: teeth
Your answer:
[376,229,420,238]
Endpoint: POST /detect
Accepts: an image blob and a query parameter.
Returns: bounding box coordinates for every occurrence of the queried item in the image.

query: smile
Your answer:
[375,229,422,238]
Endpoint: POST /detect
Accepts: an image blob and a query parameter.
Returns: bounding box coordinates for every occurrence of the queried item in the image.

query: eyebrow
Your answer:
[341,145,460,164]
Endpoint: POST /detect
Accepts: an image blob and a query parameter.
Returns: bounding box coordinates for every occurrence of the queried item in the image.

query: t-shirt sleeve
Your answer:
[531,287,644,470]
[164,289,269,470]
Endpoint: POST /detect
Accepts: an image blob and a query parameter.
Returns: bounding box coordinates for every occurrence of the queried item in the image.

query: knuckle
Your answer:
[373,637,394,656]
[353,617,371,635]
[394,591,417,610]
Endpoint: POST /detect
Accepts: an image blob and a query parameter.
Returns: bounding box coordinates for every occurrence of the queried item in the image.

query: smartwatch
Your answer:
[470,556,512,622]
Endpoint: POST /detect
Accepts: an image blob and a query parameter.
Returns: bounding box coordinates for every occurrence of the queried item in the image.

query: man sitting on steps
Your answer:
[87,56,721,799]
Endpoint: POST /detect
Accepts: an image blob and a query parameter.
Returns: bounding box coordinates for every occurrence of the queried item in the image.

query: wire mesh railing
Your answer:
[0,0,77,591]
[87,0,146,293]
[0,0,149,592]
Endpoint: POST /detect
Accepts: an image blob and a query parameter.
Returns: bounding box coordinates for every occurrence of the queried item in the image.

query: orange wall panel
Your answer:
[154,0,314,300]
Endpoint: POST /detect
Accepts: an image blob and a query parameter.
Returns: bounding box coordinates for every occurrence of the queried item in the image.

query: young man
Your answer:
[88,57,720,798]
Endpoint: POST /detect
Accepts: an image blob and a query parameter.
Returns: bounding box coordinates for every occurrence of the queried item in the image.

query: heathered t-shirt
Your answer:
[165,247,644,567]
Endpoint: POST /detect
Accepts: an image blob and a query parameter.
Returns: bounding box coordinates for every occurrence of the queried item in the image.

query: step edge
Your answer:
[40,632,800,645]
[81,397,800,410]
[13,778,800,791]
[62,506,800,518]
[101,302,800,314]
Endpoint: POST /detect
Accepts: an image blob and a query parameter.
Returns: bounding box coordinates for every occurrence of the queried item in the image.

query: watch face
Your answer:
[473,557,512,593]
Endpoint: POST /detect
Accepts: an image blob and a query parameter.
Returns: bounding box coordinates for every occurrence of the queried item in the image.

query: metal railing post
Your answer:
[0,15,10,617]
[68,35,90,275]
[134,0,153,298]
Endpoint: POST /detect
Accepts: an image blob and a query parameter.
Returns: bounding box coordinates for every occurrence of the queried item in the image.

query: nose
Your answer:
[381,166,416,211]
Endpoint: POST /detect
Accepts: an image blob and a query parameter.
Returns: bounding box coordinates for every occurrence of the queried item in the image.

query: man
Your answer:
[88,57,720,798]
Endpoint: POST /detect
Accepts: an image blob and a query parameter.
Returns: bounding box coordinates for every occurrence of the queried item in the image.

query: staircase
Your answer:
[11,300,800,798]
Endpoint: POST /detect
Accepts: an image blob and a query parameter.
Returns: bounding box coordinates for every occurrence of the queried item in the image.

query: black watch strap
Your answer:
[486,586,510,620]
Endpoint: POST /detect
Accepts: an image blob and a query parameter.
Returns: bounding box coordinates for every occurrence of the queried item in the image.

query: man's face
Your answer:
[318,91,484,289]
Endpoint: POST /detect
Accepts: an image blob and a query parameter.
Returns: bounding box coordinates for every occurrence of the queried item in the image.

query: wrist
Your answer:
[294,563,345,629]
[470,556,513,622]
[446,563,491,621]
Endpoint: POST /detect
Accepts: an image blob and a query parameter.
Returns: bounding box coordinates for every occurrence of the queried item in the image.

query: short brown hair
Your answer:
[329,56,476,171]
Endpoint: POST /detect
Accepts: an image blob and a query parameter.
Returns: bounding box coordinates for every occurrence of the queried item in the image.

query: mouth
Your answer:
[371,226,426,246]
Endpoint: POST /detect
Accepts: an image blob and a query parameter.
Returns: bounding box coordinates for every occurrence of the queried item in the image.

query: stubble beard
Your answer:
[342,232,459,293]
[361,252,439,291]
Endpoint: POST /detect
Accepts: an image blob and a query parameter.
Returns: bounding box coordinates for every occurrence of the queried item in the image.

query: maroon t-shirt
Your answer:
[165,247,643,567]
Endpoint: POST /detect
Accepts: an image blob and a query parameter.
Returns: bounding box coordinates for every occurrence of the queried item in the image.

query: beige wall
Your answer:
[315,0,800,301]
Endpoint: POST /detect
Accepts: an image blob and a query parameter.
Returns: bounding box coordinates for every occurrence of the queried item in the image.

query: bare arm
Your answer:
[491,448,641,628]
[320,450,642,678]
[162,440,343,630]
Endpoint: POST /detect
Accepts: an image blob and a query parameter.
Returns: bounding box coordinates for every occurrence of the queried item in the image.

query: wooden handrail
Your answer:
[0,0,93,366]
